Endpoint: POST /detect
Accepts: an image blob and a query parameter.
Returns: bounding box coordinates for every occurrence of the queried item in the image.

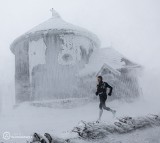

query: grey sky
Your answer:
[0,0,160,83]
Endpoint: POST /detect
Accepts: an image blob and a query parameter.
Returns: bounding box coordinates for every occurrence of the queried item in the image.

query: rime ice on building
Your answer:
[10,10,142,104]
[79,48,142,101]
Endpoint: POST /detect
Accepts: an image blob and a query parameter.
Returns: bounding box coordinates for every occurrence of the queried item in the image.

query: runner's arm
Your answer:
[106,83,113,95]
[95,85,99,95]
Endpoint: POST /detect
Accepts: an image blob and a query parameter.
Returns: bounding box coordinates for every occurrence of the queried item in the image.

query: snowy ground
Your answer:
[0,95,160,143]
[107,127,160,143]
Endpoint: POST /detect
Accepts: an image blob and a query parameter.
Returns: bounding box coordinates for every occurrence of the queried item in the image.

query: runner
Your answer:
[95,76,116,122]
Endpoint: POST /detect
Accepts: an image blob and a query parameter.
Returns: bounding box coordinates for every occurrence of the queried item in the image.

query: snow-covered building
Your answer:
[10,10,142,103]
[79,48,142,100]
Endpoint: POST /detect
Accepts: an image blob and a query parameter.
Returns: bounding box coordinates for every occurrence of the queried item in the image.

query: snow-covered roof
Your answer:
[78,47,140,76]
[10,10,100,53]
[97,63,121,76]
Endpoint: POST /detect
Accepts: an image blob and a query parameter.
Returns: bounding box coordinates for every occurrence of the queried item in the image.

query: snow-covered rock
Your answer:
[72,114,160,140]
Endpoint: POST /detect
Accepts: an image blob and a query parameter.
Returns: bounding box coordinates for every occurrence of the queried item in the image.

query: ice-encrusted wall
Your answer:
[29,38,47,82]
[30,33,96,100]
[14,40,30,103]
[57,34,94,66]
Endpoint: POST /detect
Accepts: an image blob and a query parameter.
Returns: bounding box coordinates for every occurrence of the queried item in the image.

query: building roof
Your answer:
[10,10,100,53]
[78,47,141,76]
[97,63,121,76]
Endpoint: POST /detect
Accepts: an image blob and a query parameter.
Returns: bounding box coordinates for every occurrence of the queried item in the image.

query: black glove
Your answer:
[108,92,112,96]
[95,92,98,96]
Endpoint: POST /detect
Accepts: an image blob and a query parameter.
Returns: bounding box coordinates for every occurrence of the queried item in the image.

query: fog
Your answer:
[0,0,160,108]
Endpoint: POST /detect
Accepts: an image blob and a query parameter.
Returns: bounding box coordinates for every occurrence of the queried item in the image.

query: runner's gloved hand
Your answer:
[95,92,98,96]
[108,92,112,96]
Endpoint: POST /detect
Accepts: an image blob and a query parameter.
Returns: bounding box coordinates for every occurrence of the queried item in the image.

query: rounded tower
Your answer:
[10,10,100,103]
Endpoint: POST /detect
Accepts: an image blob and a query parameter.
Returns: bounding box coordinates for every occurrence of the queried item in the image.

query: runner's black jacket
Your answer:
[95,81,113,96]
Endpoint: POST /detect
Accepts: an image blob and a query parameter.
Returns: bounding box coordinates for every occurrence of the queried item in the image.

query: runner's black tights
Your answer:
[99,95,111,111]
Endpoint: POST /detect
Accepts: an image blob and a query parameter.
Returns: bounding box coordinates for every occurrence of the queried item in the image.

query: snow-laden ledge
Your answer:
[28,114,160,143]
